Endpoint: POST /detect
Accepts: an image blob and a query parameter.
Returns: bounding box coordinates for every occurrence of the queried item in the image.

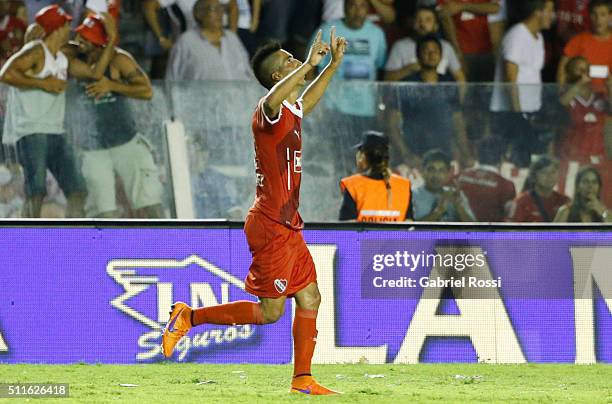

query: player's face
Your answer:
[535,164,559,192]
[577,171,600,201]
[418,41,442,69]
[590,5,611,35]
[414,10,437,37]
[274,50,304,84]
[344,0,368,29]
[538,1,555,30]
[567,58,589,83]
[423,161,449,191]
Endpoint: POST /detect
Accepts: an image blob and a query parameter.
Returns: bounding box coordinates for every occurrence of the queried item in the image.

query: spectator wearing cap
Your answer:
[506,155,569,222]
[557,0,612,90]
[412,149,476,221]
[385,6,465,83]
[339,131,413,222]
[0,5,87,217]
[166,0,252,80]
[457,137,516,222]
[387,35,471,167]
[64,14,165,218]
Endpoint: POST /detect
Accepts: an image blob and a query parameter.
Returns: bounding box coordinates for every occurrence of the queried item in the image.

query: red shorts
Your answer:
[243,211,317,298]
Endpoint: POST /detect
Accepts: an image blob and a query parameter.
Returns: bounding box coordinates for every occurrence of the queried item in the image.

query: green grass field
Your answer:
[0,364,610,403]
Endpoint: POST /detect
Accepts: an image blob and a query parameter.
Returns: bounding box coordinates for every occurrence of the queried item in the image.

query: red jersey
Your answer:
[559,92,609,161]
[458,165,516,221]
[506,191,570,222]
[251,98,304,230]
[556,0,591,43]
[437,0,495,55]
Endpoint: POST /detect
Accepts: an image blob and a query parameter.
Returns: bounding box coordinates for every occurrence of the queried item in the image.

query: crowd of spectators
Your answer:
[0,0,610,222]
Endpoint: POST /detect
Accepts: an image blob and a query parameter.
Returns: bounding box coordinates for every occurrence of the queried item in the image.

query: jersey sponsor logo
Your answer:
[294,151,302,173]
[254,158,264,187]
[256,173,264,187]
[274,278,288,294]
[106,255,256,361]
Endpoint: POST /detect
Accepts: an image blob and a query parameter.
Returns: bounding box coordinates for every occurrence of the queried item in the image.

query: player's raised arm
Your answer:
[263,30,330,118]
[301,27,346,116]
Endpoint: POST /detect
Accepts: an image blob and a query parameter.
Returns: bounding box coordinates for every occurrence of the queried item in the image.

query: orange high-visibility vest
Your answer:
[340,173,411,222]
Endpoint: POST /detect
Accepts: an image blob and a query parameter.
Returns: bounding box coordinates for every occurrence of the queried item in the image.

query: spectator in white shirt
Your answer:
[167,0,252,80]
[489,0,555,167]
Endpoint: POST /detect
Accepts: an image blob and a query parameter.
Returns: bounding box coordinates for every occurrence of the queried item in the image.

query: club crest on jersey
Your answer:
[274,278,288,294]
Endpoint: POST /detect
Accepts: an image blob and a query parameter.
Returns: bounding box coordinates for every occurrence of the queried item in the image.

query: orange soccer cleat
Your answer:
[161,302,192,358]
[290,375,340,395]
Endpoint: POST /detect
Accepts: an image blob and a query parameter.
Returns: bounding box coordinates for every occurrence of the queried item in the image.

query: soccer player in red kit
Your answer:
[161,28,346,395]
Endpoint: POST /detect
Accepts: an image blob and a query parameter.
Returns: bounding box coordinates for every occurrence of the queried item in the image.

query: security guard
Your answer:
[339,131,413,222]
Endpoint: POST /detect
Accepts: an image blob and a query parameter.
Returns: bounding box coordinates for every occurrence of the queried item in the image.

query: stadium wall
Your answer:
[0,222,610,364]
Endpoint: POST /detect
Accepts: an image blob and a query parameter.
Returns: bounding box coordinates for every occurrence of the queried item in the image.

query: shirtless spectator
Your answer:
[0,5,87,217]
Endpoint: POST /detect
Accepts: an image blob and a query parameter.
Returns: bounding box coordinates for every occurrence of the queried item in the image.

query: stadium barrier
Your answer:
[0,221,610,364]
[1,81,611,220]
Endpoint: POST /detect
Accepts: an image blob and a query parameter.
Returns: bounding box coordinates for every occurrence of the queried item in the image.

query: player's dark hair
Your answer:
[523,155,558,192]
[423,149,451,169]
[251,42,282,90]
[477,137,504,166]
[416,34,442,60]
[568,166,603,222]
[589,0,611,13]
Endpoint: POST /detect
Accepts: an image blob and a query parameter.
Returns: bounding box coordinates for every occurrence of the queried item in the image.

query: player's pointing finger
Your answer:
[315,29,322,44]
[331,26,336,45]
